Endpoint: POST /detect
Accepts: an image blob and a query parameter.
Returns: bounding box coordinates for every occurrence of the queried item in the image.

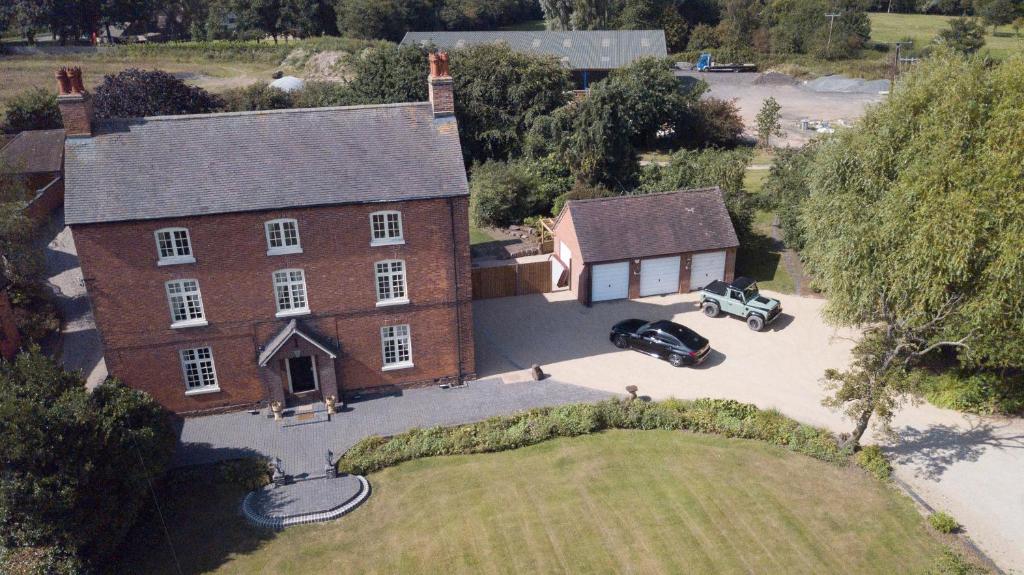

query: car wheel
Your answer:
[747,314,765,331]
[668,353,685,367]
[702,301,720,317]
[613,334,630,349]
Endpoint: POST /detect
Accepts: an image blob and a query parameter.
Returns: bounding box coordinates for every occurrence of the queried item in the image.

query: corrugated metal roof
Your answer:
[560,188,739,263]
[64,103,468,225]
[0,129,65,174]
[400,30,668,70]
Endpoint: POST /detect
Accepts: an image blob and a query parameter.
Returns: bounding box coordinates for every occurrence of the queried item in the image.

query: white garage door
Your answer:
[689,251,727,290]
[591,262,629,302]
[639,256,681,297]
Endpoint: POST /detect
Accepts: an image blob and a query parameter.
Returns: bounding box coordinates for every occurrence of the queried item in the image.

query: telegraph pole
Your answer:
[825,12,841,58]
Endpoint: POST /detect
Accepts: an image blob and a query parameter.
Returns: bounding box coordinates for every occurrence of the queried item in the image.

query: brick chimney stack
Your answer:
[56,66,94,137]
[428,52,454,118]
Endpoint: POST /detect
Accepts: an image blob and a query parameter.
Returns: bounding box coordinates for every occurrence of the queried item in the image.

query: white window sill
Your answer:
[275,308,311,319]
[266,246,303,256]
[170,319,209,329]
[370,239,405,247]
[376,298,410,308]
[157,256,196,266]
[382,361,414,372]
[185,386,221,396]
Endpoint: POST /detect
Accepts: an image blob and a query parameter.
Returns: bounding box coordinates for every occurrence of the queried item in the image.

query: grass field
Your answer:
[869,12,1024,59]
[117,430,950,574]
[0,54,274,114]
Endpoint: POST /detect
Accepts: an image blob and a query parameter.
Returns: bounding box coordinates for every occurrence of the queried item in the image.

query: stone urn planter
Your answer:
[325,395,337,415]
[270,400,284,421]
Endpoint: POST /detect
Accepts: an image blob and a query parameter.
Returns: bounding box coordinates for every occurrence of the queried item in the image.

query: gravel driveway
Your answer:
[474,290,1024,572]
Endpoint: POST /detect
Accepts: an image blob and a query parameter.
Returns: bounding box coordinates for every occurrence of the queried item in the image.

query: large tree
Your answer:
[975,0,1016,33]
[934,17,986,54]
[533,57,702,188]
[93,69,225,119]
[450,45,572,164]
[802,52,1024,445]
[0,348,176,568]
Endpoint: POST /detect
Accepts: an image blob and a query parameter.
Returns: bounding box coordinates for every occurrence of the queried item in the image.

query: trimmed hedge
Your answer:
[337,398,851,475]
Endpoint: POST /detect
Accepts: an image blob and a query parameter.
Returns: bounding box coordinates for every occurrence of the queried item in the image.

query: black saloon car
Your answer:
[609,319,711,367]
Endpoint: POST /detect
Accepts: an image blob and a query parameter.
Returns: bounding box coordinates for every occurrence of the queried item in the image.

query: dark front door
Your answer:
[287,356,317,393]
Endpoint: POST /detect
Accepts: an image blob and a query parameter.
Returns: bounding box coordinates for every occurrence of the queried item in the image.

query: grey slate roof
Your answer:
[400,30,667,70]
[64,103,468,225]
[1,129,65,174]
[560,188,739,263]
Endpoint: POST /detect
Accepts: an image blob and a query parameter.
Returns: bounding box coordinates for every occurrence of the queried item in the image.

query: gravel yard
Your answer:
[677,70,887,147]
[474,290,1024,572]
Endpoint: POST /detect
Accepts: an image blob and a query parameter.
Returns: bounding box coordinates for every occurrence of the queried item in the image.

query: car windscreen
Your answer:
[743,283,759,300]
[659,324,706,349]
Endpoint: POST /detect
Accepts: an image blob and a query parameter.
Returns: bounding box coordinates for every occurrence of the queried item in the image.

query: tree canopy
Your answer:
[0,348,176,569]
[93,68,225,119]
[801,52,1024,441]
[2,88,63,134]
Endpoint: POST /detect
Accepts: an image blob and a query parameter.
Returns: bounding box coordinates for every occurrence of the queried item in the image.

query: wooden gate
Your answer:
[471,260,551,300]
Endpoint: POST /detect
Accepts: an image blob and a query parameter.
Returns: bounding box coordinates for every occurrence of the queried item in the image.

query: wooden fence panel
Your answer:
[472,265,517,299]
[517,260,551,295]
[471,260,552,300]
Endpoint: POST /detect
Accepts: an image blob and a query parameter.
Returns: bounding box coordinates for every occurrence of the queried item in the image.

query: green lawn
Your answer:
[118,431,950,574]
[869,12,1024,59]
[469,222,495,245]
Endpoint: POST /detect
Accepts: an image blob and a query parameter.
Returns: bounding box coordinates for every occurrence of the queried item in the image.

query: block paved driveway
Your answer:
[174,377,611,478]
[474,290,1024,573]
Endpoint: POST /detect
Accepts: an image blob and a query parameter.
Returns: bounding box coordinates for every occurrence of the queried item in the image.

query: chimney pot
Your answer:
[56,67,72,95]
[428,51,450,78]
[69,67,86,93]
[428,52,454,118]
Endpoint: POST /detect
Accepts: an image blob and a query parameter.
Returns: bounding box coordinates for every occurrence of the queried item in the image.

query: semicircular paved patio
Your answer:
[243,474,370,529]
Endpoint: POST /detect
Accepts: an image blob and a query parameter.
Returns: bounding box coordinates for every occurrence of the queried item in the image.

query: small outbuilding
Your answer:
[550,188,739,305]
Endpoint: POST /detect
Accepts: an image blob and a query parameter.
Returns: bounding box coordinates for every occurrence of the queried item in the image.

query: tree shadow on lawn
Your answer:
[736,232,784,285]
[886,419,1024,481]
[109,445,279,575]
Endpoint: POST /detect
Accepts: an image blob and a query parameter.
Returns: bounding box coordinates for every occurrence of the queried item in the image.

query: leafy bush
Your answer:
[220,83,294,112]
[338,398,850,475]
[855,445,892,480]
[2,88,62,134]
[470,160,545,227]
[928,512,960,534]
[916,370,1024,415]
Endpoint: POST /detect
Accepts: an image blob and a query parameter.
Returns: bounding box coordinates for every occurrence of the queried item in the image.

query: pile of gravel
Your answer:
[753,72,798,86]
[804,75,890,94]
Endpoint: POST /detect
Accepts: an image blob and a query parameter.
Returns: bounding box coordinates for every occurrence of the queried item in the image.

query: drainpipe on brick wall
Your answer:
[448,197,464,381]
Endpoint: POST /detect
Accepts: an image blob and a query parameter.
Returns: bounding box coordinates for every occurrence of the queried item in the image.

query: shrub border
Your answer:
[337,398,859,476]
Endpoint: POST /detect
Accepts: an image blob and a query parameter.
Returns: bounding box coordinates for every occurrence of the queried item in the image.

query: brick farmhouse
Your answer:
[60,56,475,415]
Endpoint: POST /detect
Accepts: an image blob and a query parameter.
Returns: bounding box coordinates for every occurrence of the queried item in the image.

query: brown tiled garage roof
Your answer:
[0,129,65,174]
[562,188,739,263]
